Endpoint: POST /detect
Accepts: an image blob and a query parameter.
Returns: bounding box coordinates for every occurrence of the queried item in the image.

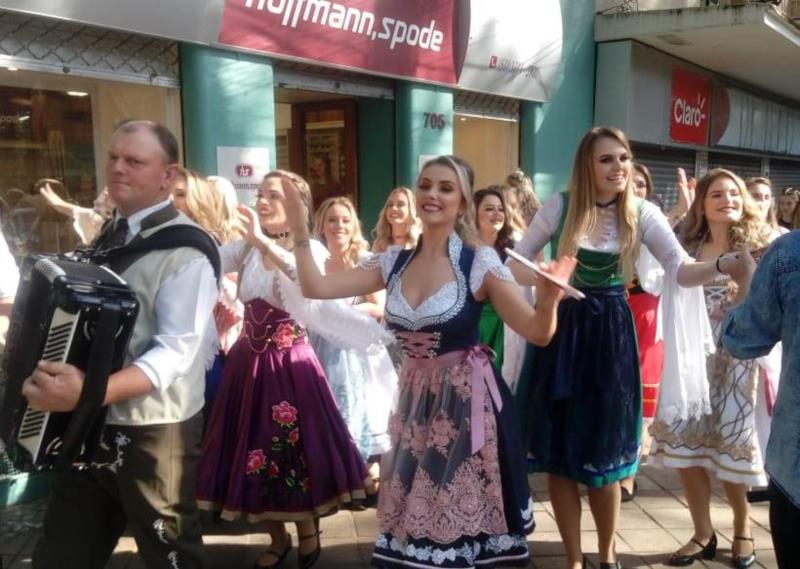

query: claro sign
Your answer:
[670,68,711,146]
[219,0,456,84]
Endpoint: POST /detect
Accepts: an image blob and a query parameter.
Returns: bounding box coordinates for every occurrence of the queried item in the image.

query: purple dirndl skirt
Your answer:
[196,298,368,521]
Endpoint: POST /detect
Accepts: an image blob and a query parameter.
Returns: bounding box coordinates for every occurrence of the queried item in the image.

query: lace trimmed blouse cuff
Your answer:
[470,246,515,295]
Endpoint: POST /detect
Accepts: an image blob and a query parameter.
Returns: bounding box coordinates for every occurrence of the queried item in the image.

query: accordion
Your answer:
[0,255,138,471]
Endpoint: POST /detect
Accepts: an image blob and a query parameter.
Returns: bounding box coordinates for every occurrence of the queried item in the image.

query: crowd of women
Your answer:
[36,126,792,569]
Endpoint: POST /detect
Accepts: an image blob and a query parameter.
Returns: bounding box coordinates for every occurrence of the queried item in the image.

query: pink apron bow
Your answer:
[467,345,503,455]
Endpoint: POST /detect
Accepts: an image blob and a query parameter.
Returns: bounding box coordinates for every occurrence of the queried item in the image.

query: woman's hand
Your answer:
[667,168,696,227]
[281,175,310,236]
[677,168,696,214]
[534,256,577,307]
[237,205,272,251]
[40,183,66,207]
[39,183,75,217]
[720,248,757,305]
[720,248,756,286]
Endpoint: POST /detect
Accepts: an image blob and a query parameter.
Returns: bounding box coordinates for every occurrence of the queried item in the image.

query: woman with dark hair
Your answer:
[619,161,667,502]
[777,187,798,230]
[474,186,516,370]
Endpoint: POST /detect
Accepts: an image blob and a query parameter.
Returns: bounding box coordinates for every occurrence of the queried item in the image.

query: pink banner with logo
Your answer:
[219,0,457,84]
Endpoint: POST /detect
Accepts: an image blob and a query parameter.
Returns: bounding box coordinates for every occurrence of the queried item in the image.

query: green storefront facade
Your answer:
[0,0,596,507]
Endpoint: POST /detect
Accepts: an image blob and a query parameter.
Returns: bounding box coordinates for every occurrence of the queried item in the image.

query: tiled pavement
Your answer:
[1,466,776,568]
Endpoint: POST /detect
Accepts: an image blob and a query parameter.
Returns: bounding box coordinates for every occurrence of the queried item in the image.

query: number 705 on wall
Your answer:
[423,112,447,129]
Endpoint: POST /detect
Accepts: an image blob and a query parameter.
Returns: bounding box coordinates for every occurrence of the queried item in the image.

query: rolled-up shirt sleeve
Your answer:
[133,255,218,391]
[721,245,782,360]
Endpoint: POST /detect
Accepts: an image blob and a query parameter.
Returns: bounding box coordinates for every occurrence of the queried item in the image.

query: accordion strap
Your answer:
[54,303,121,471]
[90,225,222,282]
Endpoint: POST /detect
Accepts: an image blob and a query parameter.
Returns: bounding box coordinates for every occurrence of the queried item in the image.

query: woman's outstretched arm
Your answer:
[483,256,576,347]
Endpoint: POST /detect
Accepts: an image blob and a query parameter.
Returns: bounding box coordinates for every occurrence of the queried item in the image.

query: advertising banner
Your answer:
[216,146,271,207]
[219,0,457,85]
[0,0,563,101]
[670,68,711,146]
[456,0,562,102]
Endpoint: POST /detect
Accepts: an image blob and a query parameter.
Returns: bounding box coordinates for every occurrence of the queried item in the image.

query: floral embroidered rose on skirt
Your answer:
[196,298,368,521]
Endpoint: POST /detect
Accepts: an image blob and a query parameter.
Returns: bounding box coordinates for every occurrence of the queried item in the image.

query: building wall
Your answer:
[357,97,395,235]
[454,117,519,191]
[180,45,276,177]
[523,0,597,201]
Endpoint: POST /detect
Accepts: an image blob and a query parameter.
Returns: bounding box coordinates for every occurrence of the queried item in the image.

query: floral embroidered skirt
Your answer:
[196,299,368,522]
[371,348,533,568]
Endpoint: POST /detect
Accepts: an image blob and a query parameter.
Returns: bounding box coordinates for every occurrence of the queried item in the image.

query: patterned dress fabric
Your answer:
[649,271,767,486]
[361,234,534,569]
[196,240,368,521]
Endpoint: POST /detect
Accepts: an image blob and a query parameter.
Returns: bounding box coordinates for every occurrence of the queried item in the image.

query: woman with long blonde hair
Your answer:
[268,154,578,568]
[313,197,369,268]
[170,171,243,418]
[172,168,238,245]
[503,168,541,231]
[649,169,775,568]
[310,197,397,504]
[371,186,420,252]
[509,127,737,569]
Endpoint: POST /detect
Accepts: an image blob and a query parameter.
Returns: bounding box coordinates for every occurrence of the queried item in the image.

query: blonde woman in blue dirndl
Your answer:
[278,155,579,568]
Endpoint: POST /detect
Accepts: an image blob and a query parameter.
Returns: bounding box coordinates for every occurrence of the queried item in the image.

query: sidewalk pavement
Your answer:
[1,465,776,568]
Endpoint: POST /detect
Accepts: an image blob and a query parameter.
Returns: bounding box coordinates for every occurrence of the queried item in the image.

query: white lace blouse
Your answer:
[511,193,716,424]
[358,234,515,330]
[514,193,686,273]
[220,239,392,349]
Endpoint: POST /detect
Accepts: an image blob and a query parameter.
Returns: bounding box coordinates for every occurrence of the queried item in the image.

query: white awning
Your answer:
[595,4,800,103]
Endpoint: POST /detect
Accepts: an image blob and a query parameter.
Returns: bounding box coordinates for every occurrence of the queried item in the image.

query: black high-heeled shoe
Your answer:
[667,533,717,566]
[254,532,292,569]
[297,518,323,569]
[731,535,756,569]
[621,480,638,503]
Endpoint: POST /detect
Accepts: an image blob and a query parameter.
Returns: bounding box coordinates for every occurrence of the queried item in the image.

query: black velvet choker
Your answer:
[266,229,290,240]
[595,196,619,208]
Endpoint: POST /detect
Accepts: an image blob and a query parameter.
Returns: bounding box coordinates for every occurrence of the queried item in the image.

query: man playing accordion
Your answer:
[22,120,219,569]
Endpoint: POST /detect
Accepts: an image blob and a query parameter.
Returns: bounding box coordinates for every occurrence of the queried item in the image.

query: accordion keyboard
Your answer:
[16,307,79,460]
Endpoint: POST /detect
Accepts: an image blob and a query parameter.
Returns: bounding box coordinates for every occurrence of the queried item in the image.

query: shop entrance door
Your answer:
[288,99,357,207]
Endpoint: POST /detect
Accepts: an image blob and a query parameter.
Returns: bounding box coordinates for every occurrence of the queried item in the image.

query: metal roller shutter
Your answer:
[632,144,696,210]
[708,152,763,183]
[0,11,179,87]
[454,91,520,121]
[769,158,800,191]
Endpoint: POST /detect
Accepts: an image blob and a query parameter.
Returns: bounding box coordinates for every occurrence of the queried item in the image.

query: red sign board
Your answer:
[218,0,457,85]
[670,68,711,145]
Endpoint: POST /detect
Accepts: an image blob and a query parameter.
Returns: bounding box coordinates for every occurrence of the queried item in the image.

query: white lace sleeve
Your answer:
[510,192,563,262]
[219,240,248,274]
[471,246,515,295]
[356,245,403,284]
[639,201,690,272]
[276,241,393,349]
